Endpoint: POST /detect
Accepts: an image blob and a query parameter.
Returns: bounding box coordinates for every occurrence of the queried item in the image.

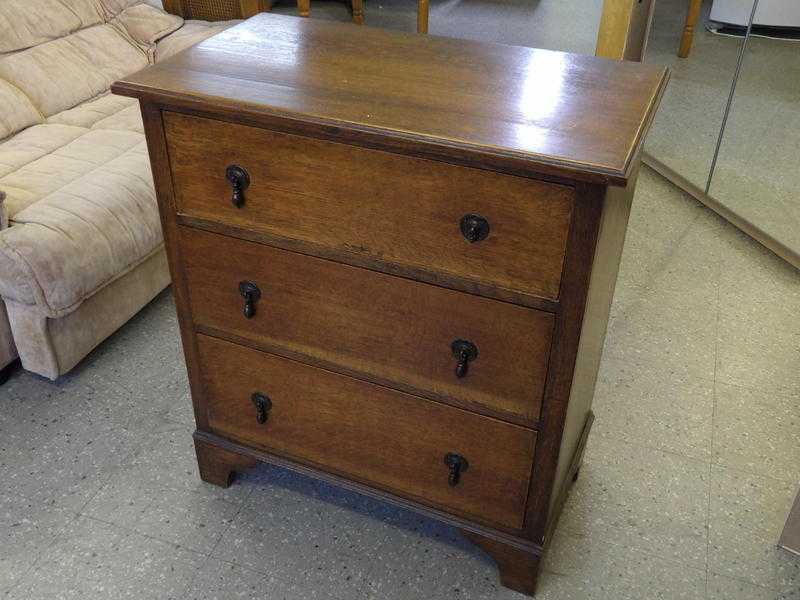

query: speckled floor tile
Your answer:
[180,558,271,600]
[0,493,76,593]
[614,170,723,302]
[714,382,800,483]
[80,423,250,553]
[162,388,195,426]
[541,528,706,600]
[603,285,719,382]
[210,466,369,598]
[593,357,714,461]
[85,485,242,554]
[114,424,249,505]
[0,416,141,513]
[557,434,710,569]
[0,373,124,445]
[6,516,205,600]
[603,209,721,380]
[716,231,800,395]
[706,572,786,600]
[708,466,800,591]
[356,510,498,599]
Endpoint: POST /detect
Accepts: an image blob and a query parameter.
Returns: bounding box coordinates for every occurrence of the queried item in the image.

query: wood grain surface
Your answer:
[197,334,537,530]
[165,112,575,302]
[113,13,668,185]
[181,227,554,425]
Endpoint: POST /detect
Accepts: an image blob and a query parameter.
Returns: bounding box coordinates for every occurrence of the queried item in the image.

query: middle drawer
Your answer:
[180,227,554,424]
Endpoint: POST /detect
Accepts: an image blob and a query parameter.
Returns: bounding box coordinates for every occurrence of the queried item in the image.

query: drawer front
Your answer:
[165,112,575,302]
[181,227,554,424]
[197,334,536,530]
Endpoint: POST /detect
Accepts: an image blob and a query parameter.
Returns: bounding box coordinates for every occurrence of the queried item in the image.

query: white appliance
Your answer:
[710,0,800,28]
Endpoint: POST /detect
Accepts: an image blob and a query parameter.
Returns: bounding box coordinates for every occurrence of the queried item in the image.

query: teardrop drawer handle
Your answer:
[251,392,272,424]
[451,339,478,378]
[444,453,469,486]
[239,281,261,319]
[226,164,250,208]
[459,214,490,243]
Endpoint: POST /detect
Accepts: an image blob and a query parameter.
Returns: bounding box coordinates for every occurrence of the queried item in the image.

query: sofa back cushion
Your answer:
[0,0,103,54]
[111,4,183,50]
[0,24,149,118]
[0,0,181,122]
[0,79,42,140]
[97,0,153,20]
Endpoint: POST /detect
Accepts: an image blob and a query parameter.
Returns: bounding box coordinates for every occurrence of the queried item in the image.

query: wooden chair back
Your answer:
[163,0,270,20]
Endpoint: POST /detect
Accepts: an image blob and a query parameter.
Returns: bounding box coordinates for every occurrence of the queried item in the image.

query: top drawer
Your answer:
[164,112,575,302]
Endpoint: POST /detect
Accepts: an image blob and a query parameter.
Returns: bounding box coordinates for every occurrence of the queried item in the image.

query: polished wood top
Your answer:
[114,13,667,185]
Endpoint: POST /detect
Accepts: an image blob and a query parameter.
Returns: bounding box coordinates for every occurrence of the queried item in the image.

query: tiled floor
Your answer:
[1,166,798,599]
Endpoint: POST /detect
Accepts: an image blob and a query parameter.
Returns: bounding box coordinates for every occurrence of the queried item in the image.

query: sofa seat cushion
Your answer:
[0,138,161,317]
[0,78,43,141]
[0,128,144,216]
[0,124,88,179]
[47,93,143,133]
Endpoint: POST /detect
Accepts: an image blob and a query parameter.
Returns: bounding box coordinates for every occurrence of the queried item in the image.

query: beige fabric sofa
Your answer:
[0,0,237,380]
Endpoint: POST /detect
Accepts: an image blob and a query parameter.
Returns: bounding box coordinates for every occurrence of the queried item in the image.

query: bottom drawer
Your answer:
[197,334,536,530]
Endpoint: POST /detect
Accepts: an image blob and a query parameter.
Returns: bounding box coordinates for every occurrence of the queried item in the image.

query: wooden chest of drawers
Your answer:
[114,14,666,596]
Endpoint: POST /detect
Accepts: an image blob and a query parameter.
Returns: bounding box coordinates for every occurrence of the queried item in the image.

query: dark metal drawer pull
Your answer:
[238,281,261,319]
[226,164,250,208]
[451,339,478,378]
[251,392,272,424]
[459,214,490,243]
[444,453,469,486]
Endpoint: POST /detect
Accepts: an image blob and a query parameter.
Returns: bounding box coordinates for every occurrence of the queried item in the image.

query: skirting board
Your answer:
[642,153,800,272]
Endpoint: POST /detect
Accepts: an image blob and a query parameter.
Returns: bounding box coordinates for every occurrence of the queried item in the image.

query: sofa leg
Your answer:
[0,359,19,386]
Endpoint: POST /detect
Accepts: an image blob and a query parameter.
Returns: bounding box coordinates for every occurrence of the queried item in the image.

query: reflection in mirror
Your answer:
[642,0,752,191]
[708,0,800,261]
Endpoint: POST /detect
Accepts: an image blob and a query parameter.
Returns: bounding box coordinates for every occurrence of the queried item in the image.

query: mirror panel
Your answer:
[643,0,752,191]
[707,8,800,257]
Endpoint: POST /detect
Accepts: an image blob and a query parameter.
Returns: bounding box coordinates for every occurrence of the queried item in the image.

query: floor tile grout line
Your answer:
[79,513,213,558]
[0,429,147,595]
[591,427,714,465]
[205,483,256,560]
[596,352,718,385]
[177,476,263,599]
[705,240,723,597]
[706,567,784,594]
[0,446,127,594]
[194,554,273,578]
[712,376,800,403]
[2,508,86,599]
[592,429,715,468]
[708,459,800,488]
[549,524,709,579]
